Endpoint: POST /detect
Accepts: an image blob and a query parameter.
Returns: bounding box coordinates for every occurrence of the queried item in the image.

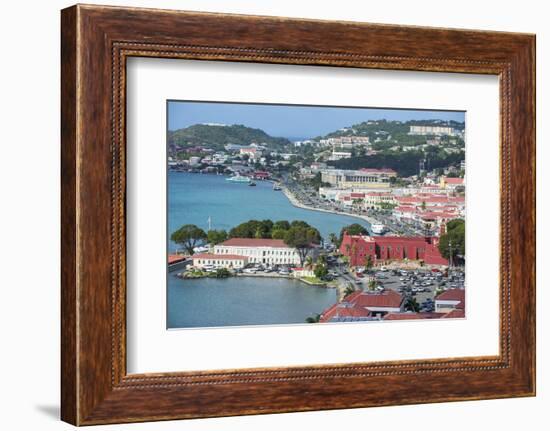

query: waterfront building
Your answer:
[363,192,396,209]
[435,289,465,313]
[214,238,301,265]
[339,232,448,266]
[321,168,397,189]
[192,253,248,269]
[252,171,270,180]
[408,125,458,136]
[188,156,201,166]
[320,290,404,322]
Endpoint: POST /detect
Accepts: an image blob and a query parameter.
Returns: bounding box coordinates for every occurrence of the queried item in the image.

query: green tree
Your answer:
[364,255,374,273]
[273,220,290,231]
[207,229,228,245]
[379,202,397,211]
[405,297,420,312]
[314,264,328,279]
[343,285,356,298]
[229,219,273,238]
[284,225,321,266]
[328,232,339,248]
[214,268,231,278]
[438,219,465,265]
[305,314,320,323]
[170,224,207,255]
[271,228,287,239]
[339,223,368,244]
[367,279,376,291]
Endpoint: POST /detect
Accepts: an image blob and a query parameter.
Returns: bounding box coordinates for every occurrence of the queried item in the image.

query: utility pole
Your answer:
[448,239,453,268]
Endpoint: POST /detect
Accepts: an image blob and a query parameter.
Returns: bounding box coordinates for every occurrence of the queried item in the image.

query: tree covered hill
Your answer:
[168,124,291,151]
[316,119,465,141]
[328,150,465,177]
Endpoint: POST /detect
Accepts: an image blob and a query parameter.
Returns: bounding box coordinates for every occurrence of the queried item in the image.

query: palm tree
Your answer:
[364,255,374,273]
[367,279,376,291]
[343,285,356,298]
[305,255,314,269]
[405,297,420,312]
[329,232,338,248]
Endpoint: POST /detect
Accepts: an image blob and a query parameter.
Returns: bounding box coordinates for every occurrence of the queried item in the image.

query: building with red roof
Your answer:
[383,312,446,320]
[320,290,405,322]
[168,254,187,265]
[192,253,248,269]
[253,171,270,180]
[441,308,465,318]
[339,232,448,267]
[435,289,465,313]
[214,238,302,265]
[440,176,465,190]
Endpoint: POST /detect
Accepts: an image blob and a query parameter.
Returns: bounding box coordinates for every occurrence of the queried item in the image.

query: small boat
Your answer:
[226,173,251,183]
[272,183,282,191]
[371,223,387,235]
[248,181,257,186]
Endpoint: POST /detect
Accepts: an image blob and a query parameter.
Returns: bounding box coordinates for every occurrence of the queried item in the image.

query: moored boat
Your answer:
[226,173,251,183]
[371,223,386,235]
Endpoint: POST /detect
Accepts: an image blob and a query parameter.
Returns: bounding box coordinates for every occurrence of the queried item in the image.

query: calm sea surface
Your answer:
[168,171,370,246]
[167,171,369,329]
[168,275,337,328]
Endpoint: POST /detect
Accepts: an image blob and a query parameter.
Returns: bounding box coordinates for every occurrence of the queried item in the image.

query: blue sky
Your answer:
[168,100,465,139]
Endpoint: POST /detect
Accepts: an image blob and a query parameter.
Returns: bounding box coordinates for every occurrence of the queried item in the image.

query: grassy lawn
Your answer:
[300,276,326,286]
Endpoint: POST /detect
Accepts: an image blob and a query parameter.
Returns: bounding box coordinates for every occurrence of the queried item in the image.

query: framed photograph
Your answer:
[61,4,536,425]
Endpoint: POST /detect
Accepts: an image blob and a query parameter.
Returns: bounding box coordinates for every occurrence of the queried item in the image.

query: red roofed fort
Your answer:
[340,232,448,267]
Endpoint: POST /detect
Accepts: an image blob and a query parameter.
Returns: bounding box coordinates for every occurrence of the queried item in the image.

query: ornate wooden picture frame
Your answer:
[61,4,535,425]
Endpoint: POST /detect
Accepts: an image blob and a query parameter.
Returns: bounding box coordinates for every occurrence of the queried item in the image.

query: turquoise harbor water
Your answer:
[168,276,337,328]
[167,171,370,329]
[168,171,370,248]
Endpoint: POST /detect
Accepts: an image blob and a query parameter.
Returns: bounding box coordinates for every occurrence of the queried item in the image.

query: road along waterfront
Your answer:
[280,184,390,231]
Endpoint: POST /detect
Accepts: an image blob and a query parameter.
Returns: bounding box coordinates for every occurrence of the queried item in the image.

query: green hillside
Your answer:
[316,119,465,141]
[168,124,292,151]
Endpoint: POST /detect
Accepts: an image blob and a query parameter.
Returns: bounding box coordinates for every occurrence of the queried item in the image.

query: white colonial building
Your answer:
[321,168,396,189]
[214,238,301,265]
[192,253,248,269]
[408,125,458,136]
[363,192,397,209]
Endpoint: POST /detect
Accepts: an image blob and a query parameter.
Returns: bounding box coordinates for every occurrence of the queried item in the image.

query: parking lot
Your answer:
[353,267,465,312]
